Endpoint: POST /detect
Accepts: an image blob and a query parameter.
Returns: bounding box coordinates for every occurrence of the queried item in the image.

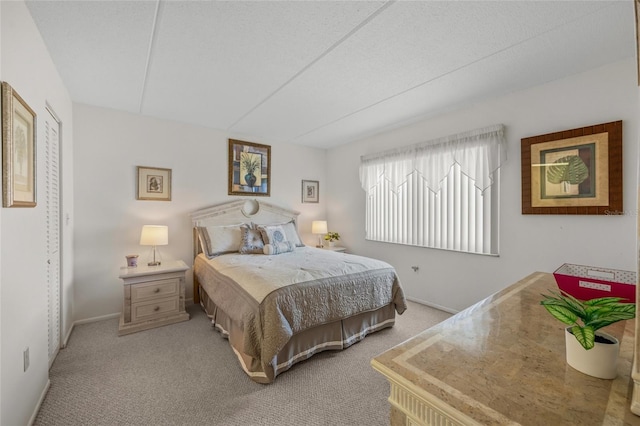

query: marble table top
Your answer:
[372,272,639,425]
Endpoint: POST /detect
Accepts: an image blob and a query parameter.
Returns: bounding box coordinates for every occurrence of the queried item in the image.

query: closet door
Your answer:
[45,107,61,367]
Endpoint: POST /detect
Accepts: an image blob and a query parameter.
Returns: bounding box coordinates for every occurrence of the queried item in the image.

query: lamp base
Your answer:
[147,261,161,266]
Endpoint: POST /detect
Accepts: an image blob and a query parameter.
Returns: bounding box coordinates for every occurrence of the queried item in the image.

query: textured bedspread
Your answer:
[194,247,406,377]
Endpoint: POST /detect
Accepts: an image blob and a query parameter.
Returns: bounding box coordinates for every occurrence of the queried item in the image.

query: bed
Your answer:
[190,199,406,383]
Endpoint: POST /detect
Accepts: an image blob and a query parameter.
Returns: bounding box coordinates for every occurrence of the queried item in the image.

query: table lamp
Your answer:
[311,220,328,248]
[140,225,168,266]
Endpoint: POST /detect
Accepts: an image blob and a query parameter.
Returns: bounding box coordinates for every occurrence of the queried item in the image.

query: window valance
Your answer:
[359,124,507,194]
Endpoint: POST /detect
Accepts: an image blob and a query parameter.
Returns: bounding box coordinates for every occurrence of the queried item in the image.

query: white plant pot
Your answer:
[564,328,619,379]
[328,241,335,247]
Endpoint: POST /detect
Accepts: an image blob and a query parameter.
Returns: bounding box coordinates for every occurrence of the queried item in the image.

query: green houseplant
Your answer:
[540,290,635,350]
[324,231,340,243]
[540,290,635,379]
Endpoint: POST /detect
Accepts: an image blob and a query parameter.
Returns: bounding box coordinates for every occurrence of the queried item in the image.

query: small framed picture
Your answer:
[302,180,319,203]
[2,82,37,207]
[137,166,171,201]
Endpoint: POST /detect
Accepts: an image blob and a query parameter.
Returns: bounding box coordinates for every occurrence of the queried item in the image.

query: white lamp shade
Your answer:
[311,220,328,235]
[140,225,169,246]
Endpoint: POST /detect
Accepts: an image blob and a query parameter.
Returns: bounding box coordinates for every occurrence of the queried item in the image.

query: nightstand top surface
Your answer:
[119,259,188,279]
[321,246,346,252]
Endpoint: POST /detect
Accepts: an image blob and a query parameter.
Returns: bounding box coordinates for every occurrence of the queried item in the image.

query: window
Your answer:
[359,125,506,255]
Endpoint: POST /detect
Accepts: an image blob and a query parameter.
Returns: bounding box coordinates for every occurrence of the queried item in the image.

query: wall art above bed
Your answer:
[228,139,271,196]
[521,121,622,215]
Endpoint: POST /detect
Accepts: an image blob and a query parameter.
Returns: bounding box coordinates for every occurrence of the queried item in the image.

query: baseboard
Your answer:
[27,379,50,426]
[62,322,75,348]
[406,296,459,315]
[74,312,121,326]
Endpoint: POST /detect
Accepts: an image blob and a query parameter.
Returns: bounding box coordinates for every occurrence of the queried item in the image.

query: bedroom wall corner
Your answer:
[0,2,74,425]
[72,104,327,321]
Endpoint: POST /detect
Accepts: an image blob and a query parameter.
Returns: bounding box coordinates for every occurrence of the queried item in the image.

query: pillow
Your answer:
[257,224,288,245]
[280,220,305,247]
[263,241,295,255]
[239,223,265,254]
[257,220,304,247]
[198,224,243,258]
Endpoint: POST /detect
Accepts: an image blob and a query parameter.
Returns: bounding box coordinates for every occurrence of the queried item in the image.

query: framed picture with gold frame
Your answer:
[228,139,270,196]
[521,121,622,215]
[137,166,172,201]
[2,82,37,208]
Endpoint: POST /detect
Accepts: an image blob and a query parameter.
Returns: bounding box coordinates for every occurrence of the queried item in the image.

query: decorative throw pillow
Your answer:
[263,241,295,255]
[239,224,265,254]
[258,224,289,245]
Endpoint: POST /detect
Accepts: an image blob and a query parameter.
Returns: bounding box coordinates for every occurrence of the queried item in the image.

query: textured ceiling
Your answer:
[26,1,636,149]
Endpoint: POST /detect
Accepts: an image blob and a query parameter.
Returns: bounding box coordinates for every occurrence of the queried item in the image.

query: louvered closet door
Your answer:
[45,108,61,367]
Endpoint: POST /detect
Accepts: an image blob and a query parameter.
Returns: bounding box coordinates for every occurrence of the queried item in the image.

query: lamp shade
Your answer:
[311,220,328,235]
[139,225,168,246]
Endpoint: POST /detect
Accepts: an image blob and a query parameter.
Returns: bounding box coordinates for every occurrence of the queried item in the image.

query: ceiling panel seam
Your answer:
[290,2,620,143]
[138,0,162,113]
[225,0,397,132]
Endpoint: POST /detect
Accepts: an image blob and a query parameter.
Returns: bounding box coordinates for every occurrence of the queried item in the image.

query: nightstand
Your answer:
[118,260,190,336]
[322,246,346,253]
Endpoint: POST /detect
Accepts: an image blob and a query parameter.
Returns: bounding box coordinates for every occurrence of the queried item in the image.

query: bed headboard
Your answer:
[190,199,300,252]
[189,199,300,303]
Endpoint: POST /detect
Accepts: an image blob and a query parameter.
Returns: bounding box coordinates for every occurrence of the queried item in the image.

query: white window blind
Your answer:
[359,124,506,255]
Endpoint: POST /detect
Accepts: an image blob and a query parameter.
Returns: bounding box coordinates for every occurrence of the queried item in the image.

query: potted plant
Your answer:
[240,153,260,187]
[324,231,340,247]
[540,290,635,379]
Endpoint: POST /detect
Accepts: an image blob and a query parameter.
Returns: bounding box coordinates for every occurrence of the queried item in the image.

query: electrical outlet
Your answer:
[23,347,29,372]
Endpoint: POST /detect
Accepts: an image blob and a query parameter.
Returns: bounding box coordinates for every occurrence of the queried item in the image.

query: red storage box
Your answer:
[553,263,636,303]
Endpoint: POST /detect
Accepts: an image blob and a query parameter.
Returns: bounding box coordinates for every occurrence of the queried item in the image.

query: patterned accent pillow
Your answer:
[257,224,288,245]
[263,241,295,255]
[239,224,265,254]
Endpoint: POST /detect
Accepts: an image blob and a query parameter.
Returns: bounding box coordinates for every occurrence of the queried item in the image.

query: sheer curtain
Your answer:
[359,124,507,255]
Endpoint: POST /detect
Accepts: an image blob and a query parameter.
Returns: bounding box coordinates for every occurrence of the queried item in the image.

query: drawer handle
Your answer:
[154,288,161,293]
[154,306,160,312]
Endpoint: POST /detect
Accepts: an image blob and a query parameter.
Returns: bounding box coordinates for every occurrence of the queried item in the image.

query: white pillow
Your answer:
[200,224,243,257]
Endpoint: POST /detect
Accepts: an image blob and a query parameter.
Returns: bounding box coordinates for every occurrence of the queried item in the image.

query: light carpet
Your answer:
[34,300,451,426]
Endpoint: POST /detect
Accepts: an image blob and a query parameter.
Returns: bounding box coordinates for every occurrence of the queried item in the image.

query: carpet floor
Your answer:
[34,300,451,426]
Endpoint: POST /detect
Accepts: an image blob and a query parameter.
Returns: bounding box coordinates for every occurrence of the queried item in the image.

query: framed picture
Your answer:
[228,139,270,196]
[521,121,622,215]
[301,180,319,203]
[2,82,37,207]
[137,166,172,201]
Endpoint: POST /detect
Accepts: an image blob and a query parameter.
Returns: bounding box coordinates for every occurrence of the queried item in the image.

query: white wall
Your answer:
[327,59,639,313]
[0,2,74,425]
[73,104,327,321]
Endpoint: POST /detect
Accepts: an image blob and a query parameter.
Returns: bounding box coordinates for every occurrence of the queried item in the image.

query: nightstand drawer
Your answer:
[131,278,179,303]
[131,297,179,322]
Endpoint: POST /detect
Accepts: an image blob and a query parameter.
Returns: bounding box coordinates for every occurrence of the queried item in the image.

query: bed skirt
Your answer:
[198,285,396,383]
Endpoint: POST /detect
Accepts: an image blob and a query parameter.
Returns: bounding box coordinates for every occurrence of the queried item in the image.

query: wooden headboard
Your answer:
[188,199,300,303]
